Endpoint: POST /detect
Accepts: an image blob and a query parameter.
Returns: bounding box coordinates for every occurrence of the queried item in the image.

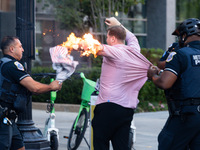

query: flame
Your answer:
[60,33,101,58]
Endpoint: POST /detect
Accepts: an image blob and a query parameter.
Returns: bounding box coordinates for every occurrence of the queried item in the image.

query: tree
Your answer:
[37,0,145,37]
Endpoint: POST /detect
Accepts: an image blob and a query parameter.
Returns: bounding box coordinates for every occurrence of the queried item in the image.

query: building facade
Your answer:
[0,0,199,67]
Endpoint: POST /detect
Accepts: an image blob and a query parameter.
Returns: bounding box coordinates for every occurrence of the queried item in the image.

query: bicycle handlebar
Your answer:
[32,72,81,80]
[32,73,56,78]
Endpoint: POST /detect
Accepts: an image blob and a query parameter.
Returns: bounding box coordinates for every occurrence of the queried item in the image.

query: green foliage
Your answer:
[141,48,163,65]
[56,75,83,104]
[31,66,55,74]
[176,0,200,21]
[49,0,88,33]
[137,81,166,112]
[90,55,103,68]
[138,81,165,102]
[31,48,167,112]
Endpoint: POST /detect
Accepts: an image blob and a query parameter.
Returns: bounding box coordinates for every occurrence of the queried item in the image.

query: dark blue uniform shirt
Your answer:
[1,55,30,84]
[0,55,30,108]
[165,41,200,100]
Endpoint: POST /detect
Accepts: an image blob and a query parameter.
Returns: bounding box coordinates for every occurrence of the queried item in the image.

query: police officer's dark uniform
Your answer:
[158,18,200,150]
[0,54,30,149]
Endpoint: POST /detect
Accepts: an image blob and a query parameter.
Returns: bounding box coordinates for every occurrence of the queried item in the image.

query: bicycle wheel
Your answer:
[67,108,88,150]
[50,131,59,150]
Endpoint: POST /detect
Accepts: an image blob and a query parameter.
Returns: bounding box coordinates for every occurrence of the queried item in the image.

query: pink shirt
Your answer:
[96,31,152,109]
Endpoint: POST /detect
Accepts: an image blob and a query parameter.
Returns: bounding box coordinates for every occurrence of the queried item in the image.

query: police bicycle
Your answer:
[64,72,136,150]
[33,73,59,150]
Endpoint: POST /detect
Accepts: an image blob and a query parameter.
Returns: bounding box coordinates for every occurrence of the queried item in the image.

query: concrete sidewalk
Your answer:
[32,102,80,112]
[32,102,169,150]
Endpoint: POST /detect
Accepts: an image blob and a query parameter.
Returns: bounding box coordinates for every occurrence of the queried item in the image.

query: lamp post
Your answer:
[16,0,50,149]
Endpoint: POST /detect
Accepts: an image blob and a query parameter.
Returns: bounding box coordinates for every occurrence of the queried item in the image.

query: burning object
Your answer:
[49,46,78,82]
[49,32,101,82]
[61,33,101,58]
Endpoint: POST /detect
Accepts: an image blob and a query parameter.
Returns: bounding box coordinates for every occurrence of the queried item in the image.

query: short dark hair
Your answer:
[107,25,126,41]
[0,36,19,53]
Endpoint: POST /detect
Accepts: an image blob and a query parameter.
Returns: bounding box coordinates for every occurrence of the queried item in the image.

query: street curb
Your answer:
[32,102,80,112]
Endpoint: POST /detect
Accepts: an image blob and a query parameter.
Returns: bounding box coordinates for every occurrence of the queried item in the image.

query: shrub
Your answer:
[141,48,164,65]
[31,66,101,104]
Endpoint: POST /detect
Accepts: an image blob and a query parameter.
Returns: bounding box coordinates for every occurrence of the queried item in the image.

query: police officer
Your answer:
[0,36,62,150]
[148,18,200,150]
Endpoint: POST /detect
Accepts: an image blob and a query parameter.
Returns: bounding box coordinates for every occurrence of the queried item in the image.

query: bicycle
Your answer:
[65,72,136,150]
[65,72,96,150]
[33,73,59,150]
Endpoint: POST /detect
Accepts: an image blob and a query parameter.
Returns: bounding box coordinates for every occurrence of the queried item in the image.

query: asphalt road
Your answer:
[32,109,169,150]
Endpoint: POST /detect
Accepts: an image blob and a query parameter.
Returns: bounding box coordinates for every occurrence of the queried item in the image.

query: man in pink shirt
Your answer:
[92,17,151,150]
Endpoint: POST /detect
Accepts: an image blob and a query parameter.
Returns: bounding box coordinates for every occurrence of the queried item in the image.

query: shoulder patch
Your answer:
[14,61,24,71]
[166,52,177,62]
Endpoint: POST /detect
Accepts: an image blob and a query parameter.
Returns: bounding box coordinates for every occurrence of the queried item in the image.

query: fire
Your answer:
[60,33,101,58]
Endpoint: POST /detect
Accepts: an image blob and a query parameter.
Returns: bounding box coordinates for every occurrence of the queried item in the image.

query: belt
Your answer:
[0,93,15,103]
[168,99,200,116]
[174,99,200,106]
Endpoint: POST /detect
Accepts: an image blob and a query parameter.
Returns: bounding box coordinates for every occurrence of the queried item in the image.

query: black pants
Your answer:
[158,105,200,150]
[92,102,134,150]
[0,120,24,150]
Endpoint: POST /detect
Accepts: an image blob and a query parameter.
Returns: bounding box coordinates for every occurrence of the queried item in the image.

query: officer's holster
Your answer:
[0,105,17,122]
[167,99,181,116]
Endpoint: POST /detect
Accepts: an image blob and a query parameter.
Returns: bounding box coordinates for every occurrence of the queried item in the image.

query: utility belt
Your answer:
[0,105,17,125]
[0,92,28,113]
[167,98,200,116]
